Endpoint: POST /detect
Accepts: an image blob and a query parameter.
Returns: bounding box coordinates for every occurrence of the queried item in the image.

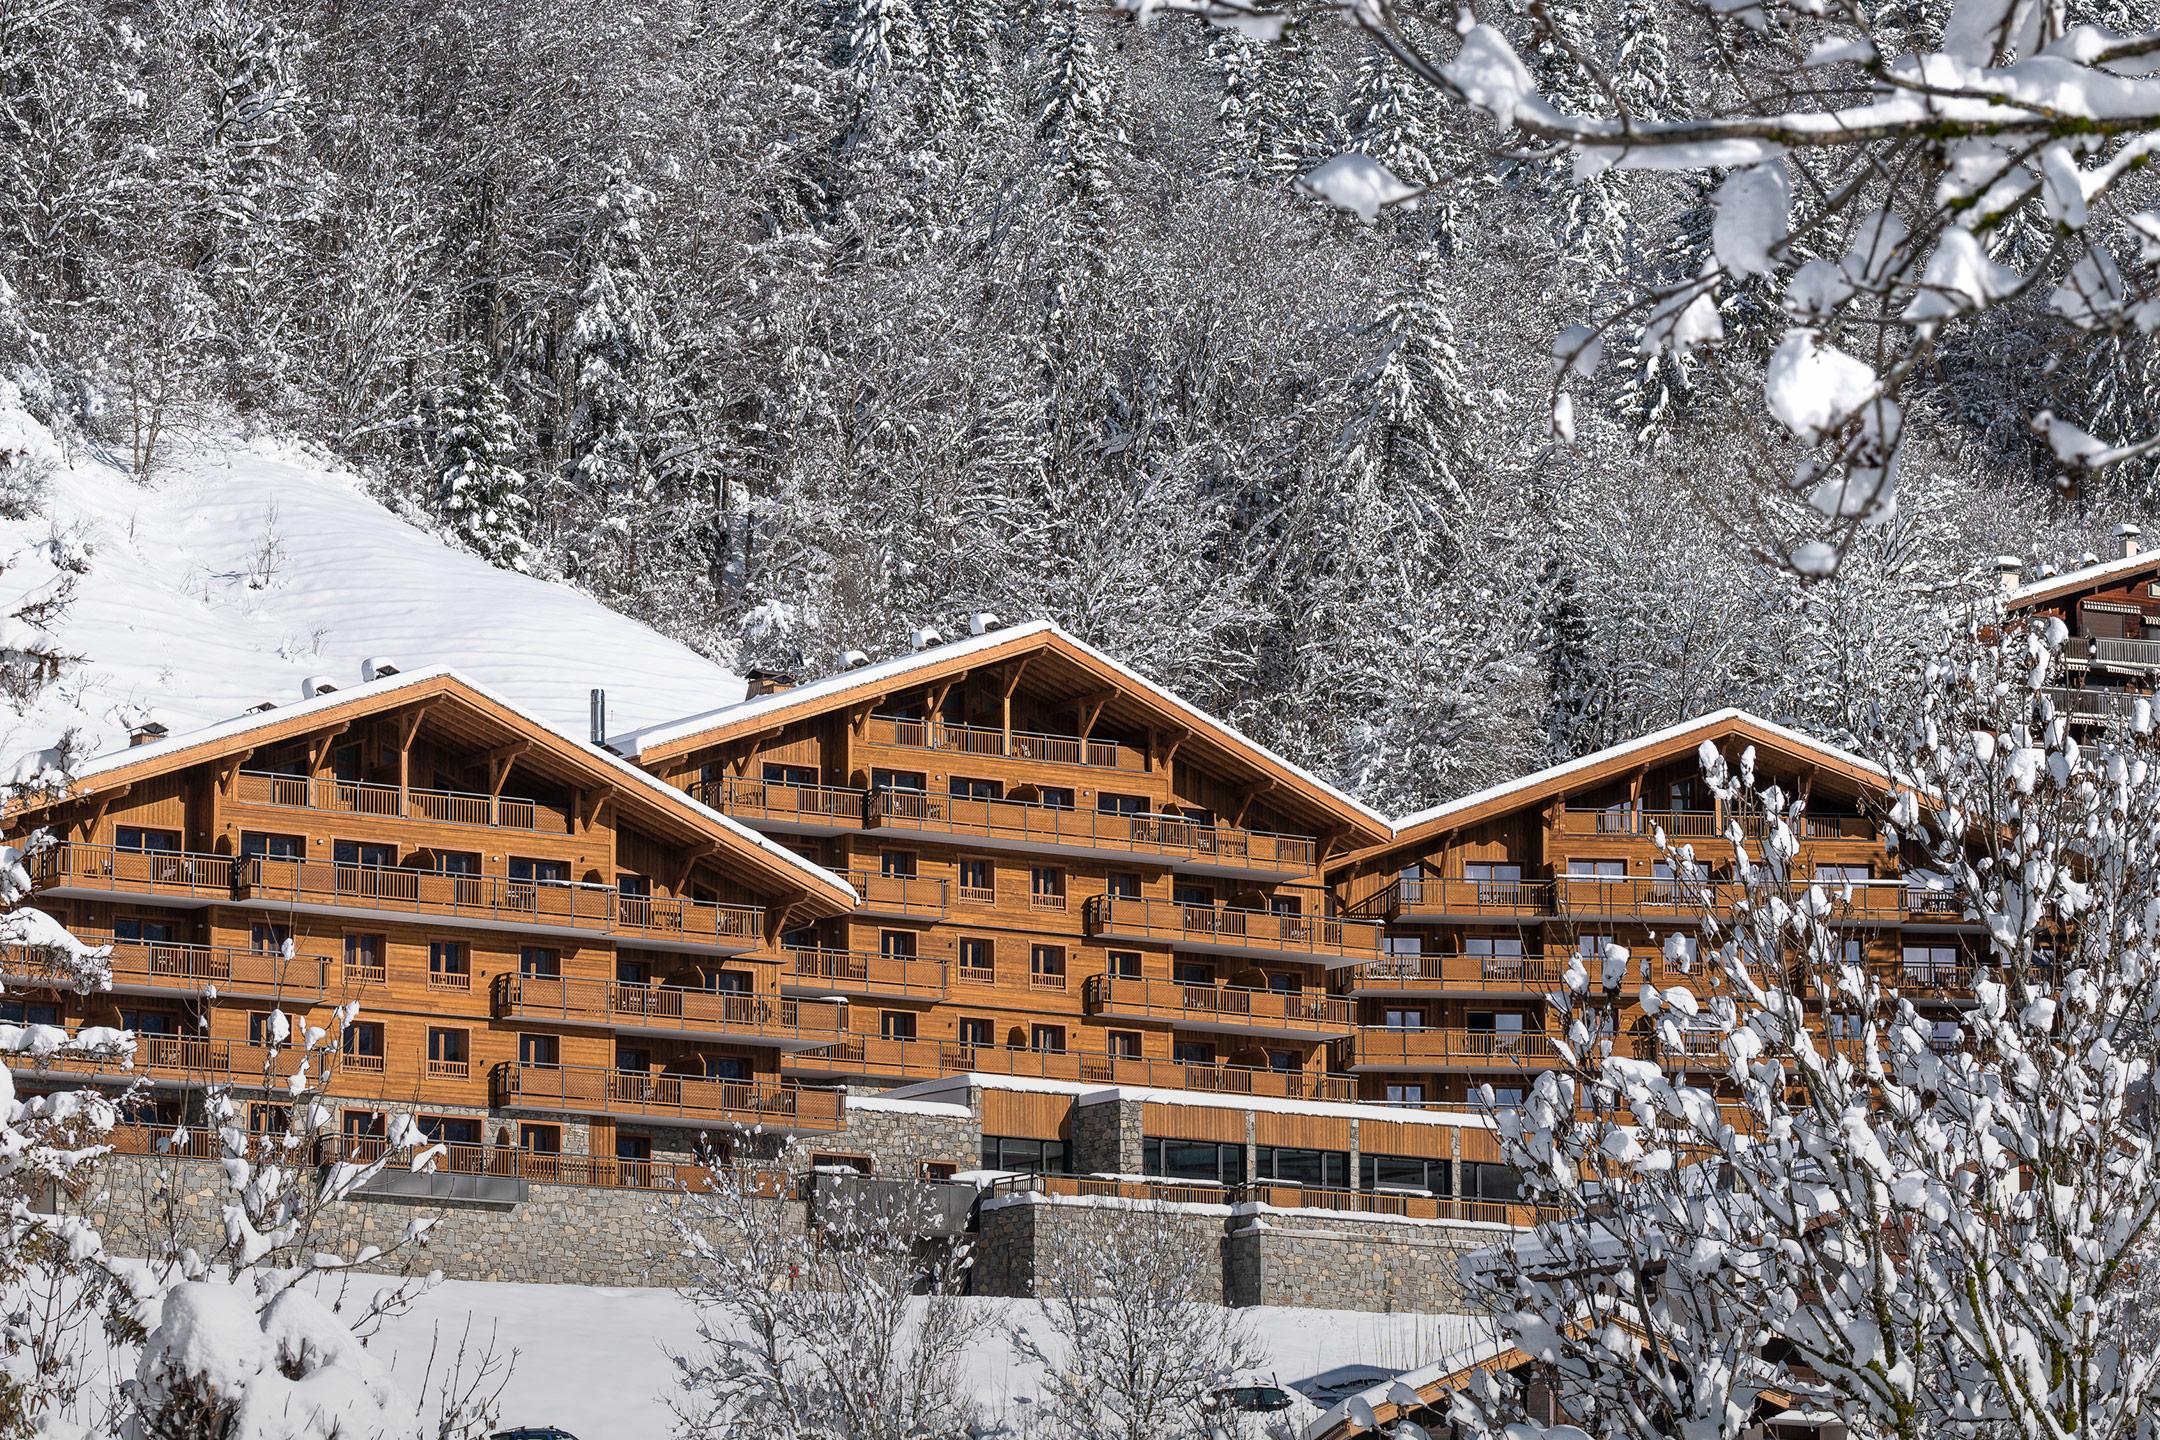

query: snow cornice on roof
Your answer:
[1351,709,1891,869]
[31,664,856,911]
[622,620,1391,839]
[2002,548,2160,612]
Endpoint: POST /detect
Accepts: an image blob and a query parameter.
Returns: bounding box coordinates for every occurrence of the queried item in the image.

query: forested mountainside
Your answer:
[2,0,2151,811]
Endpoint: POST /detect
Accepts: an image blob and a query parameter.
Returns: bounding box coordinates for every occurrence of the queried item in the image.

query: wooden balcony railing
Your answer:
[980,1173,1545,1228]
[234,770,572,834]
[326,1134,734,1193]
[489,1062,846,1130]
[2042,686,2146,724]
[1083,974,1354,1034]
[864,791,1317,874]
[32,1034,311,1087]
[2090,637,2160,671]
[1083,895,1383,965]
[1337,953,1570,996]
[780,946,948,999]
[1395,875,1558,918]
[694,776,866,829]
[31,843,238,901]
[939,1042,1353,1100]
[236,856,763,948]
[1348,1027,1560,1069]
[868,714,1143,771]
[783,1034,946,1079]
[3,936,335,1003]
[845,870,948,919]
[491,974,847,1039]
[1555,809,1876,842]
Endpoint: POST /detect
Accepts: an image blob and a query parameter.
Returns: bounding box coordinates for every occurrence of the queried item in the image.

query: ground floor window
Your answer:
[981,1135,1066,1174]
[1255,1145,1348,1189]
[1144,1136,1245,1186]
[1462,1161,1522,1203]
[1360,1153,1452,1196]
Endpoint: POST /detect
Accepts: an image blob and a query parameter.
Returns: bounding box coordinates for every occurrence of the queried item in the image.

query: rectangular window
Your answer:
[343,934,386,977]
[519,1123,561,1155]
[1266,971,1302,994]
[763,762,819,787]
[519,947,562,979]
[880,930,918,959]
[616,1133,654,1161]
[115,826,183,853]
[1037,787,1075,810]
[1107,1030,1142,1060]
[1173,1039,1217,1065]
[950,776,1003,800]
[958,938,994,983]
[249,922,290,955]
[1269,893,1301,916]
[957,1018,994,1048]
[519,1033,559,1066]
[239,831,304,860]
[1256,1145,1350,1189]
[981,1136,1067,1174]
[810,1152,873,1174]
[880,851,918,879]
[708,970,752,994]
[1029,945,1066,989]
[246,1011,275,1045]
[958,858,993,901]
[428,940,470,986]
[1565,858,1626,879]
[872,1008,916,1042]
[616,1046,650,1073]
[1030,867,1066,909]
[1817,864,1872,885]
[871,769,926,794]
[434,851,480,876]
[1462,862,1523,882]
[1173,960,1214,987]
[334,839,397,867]
[1383,1083,1426,1106]
[342,1110,387,1140]
[1143,1137,1245,1185]
[1462,1161,1522,1203]
[1098,793,1148,816]
[703,1054,751,1081]
[1106,872,1141,899]
[0,999,60,1027]
[617,873,651,899]
[1030,1024,1066,1053]
[509,857,570,885]
[426,1027,469,1074]
[342,1021,385,1067]
[1173,881,1215,907]
[422,1115,482,1147]
[1464,935,1525,957]
[1382,1007,1425,1029]
[121,1008,178,1035]
[112,915,181,945]
[1108,950,1142,979]
[1361,1153,1451,1195]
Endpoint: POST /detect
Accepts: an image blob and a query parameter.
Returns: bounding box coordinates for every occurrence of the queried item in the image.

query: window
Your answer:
[248,1102,293,1135]
[1265,1048,1299,1072]
[428,941,470,986]
[114,916,180,944]
[871,769,926,794]
[1566,858,1626,879]
[342,1021,385,1068]
[1382,1007,1425,1030]
[708,970,752,994]
[881,1011,918,1041]
[810,1152,873,1174]
[920,1160,958,1181]
[421,1115,481,1147]
[1383,1082,1426,1106]
[0,998,59,1027]
[1143,1137,1244,1185]
[519,947,562,979]
[116,826,182,853]
[1467,1011,1528,1036]
[1483,1085,1527,1108]
[1465,935,1524,957]
[1269,893,1301,916]
[616,1046,650,1073]
[1106,872,1141,899]
[1462,862,1523,882]
[121,1008,178,1036]
[434,851,480,876]
[1173,1039,1217,1065]
[617,958,651,984]
[1030,1024,1066,1053]
[958,938,995,983]
[1108,950,1142,979]
[957,1018,994,1048]
[1266,971,1302,994]
[519,1033,559,1066]
[330,743,362,782]
[1903,943,1961,980]
[1256,1145,1350,1188]
[617,873,651,900]
[1362,1154,1451,1195]
[1037,787,1075,810]
[1173,881,1214,907]
[880,930,918,959]
[519,1123,561,1155]
[239,831,303,860]
[879,850,918,880]
[958,859,993,901]
[342,1110,387,1140]
[1098,793,1148,816]
[616,1133,654,1161]
[246,1011,276,1044]
[703,1054,751,1081]
[982,1136,1066,1174]
[1107,1030,1142,1059]
[427,1027,469,1074]
[950,775,1003,800]
[1031,866,1066,909]
[1173,960,1214,987]
[334,839,396,867]
[764,762,818,787]
[1817,864,1872,885]
[1462,1161,1523,1203]
[249,922,290,955]
[509,857,569,885]
[343,934,385,977]
[1029,945,1066,989]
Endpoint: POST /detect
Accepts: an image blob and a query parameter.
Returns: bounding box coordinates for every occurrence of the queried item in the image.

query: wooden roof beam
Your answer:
[671,841,717,894]
[303,722,350,776]
[764,888,815,947]
[1231,777,1275,828]
[483,741,531,799]
[1074,689,1116,744]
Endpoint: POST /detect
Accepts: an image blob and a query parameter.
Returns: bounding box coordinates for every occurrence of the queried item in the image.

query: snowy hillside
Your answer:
[0,395,747,772]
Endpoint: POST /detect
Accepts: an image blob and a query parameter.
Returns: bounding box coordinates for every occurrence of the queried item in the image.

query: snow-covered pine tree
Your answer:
[1037,0,1115,230]
[435,358,533,573]
[1341,246,1471,529]
[1252,17,1335,182]
[1206,29,1269,180]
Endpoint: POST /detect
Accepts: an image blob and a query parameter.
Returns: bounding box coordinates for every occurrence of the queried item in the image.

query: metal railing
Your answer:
[2,936,335,1002]
[845,870,949,919]
[864,790,1317,873]
[489,1062,847,1130]
[1083,974,1354,1032]
[1083,895,1383,963]
[31,843,237,899]
[694,776,867,828]
[781,945,949,999]
[1349,1026,1559,1067]
[1337,953,1569,995]
[235,770,572,834]
[982,1173,1546,1229]
[2042,686,2147,724]
[868,714,1142,771]
[491,974,847,1038]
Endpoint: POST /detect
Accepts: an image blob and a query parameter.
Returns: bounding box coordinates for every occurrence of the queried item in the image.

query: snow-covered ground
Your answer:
[0,396,747,772]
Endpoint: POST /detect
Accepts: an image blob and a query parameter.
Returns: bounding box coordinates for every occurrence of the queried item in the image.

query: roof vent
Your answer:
[128,720,169,748]
[1994,556,2024,593]
[744,668,795,699]
[910,626,943,652]
[362,657,401,681]
[590,688,608,747]
[840,649,872,670]
[2121,522,2143,559]
[967,612,1001,637]
[302,676,337,699]
[248,701,278,714]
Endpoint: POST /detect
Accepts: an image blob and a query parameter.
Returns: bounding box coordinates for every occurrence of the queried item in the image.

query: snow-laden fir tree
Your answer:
[435,358,532,572]
[1341,246,1471,525]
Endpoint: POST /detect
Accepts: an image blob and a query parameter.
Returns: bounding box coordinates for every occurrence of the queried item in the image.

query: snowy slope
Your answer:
[0,396,746,773]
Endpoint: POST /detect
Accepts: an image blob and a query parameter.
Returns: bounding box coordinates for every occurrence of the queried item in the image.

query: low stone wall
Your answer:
[1224,1210,1488,1313]
[972,1194,1233,1303]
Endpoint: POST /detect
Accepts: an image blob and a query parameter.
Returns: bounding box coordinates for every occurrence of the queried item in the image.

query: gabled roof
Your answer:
[19,665,855,911]
[623,621,1392,840]
[2002,547,2160,612]
[1346,709,1888,869]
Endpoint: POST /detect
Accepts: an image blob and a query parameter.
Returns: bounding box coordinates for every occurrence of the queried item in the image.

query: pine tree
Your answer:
[1252,18,1335,181]
[1207,30,1268,180]
[1341,248,1471,529]
[435,358,533,572]
[1038,1,1115,226]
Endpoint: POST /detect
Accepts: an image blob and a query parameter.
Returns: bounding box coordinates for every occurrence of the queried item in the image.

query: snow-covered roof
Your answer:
[882,1072,1497,1129]
[1374,708,1888,850]
[619,620,1392,837]
[42,664,856,908]
[1304,1330,1516,1440]
[2002,547,2160,611]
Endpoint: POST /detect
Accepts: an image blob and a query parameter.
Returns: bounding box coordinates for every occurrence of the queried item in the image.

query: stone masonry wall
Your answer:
[827,1097,982,1174]
[1223,1210,1488,1313]
[1066,1096,1142,1173]
[972,1195,1232,1303]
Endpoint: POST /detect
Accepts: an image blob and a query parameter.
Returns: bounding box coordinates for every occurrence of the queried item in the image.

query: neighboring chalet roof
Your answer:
[1344,709,1890,870]
[622,620,1392,841]
[2001,547,2160,612]
[18,665,855,911]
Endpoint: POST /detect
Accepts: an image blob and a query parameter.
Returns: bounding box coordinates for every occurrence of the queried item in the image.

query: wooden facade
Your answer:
[1999,529,2160,727]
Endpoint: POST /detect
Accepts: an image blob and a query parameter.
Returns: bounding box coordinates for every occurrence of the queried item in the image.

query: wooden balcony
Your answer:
[235,856,764,953]
[1347,1026,1560,1072]
[30,843,238,907]
[694,776,865,835]
[1337,953,1569,998]
[868,714,1144,772]
[846,870,948,922]
[489,1061,846,1131]
[1394,875,1557,922]
[490,975,847,1048]
[323,1133,730,1193]
[1083,895,1383,967]
[942,1042,1354,1100]
[1554,809,1875,843]
[779,946,948,1000]
[982,1173,1547,1229]
[1,936,336,1004]
[782,1033,948,1080]
[2090,637,2160,672]
[1388,873,1961,925]
[2042,685,2146,726]
[1082,974,1354,1039]
[25,1034,310,1089]
[233,770,572,834]
[863,791,1317,880]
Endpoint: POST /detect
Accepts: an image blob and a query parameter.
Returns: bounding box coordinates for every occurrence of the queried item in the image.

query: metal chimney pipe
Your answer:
[590,688,607,747]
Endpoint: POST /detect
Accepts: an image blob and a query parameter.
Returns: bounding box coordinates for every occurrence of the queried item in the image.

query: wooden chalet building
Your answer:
[1323,711,1971,1108]
[2,667,860,1178]
[1998,523,2160,726]
[623,620,1397,1105]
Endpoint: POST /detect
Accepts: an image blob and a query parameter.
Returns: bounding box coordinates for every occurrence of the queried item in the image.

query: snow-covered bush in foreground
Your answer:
[1139,0,2160,572]
[668,1147,985,1440]
[1451,619,2160,1439]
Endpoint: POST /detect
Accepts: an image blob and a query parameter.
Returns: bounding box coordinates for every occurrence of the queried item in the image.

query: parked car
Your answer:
[491,1430,580,1440]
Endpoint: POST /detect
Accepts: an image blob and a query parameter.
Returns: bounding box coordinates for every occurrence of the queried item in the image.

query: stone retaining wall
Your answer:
[972,1194,1233,1303]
